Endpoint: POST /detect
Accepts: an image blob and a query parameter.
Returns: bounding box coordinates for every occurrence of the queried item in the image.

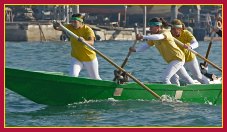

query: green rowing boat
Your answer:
[5,68,222,106]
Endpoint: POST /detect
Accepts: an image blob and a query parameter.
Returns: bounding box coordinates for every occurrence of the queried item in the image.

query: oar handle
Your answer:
[53,20,161,100]
[130,23,139,49]
[174,38,222,72]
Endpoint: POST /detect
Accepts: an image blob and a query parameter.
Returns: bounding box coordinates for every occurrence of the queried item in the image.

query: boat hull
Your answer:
[5,68,222,106]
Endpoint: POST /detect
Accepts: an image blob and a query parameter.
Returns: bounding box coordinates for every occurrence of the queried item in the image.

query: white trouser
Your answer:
[171,58,209,84]
[162,60,194,85]
[69,57,102,80]
[184,58,209,84]
[170,74,180,86]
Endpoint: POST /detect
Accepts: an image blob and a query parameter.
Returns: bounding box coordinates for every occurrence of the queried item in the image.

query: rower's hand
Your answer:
[129,47,136,52]
[53,21,60,30]
[200,63,208,74]
[78,37,85,42]
[136,34,143,40]
[183,43,192,49]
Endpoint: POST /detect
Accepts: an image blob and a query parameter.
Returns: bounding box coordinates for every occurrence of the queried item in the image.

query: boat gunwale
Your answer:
[6,67,222,91]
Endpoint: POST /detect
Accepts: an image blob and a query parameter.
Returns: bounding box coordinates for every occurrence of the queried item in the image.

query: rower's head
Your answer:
[71,13,85,29]
[148,17,169,34]
[171,19,184,37]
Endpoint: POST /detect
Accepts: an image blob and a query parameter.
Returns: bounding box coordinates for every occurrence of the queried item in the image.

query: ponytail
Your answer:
[159,17,170,28]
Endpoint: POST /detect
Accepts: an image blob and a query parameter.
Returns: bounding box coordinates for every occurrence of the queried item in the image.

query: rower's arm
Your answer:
[189,39,199,49]
[142,34,165,40]
[78,36,95,46]
[135,43,150,52]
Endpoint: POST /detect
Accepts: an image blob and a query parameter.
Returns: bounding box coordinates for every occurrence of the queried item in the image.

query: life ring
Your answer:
[216,21,222,29]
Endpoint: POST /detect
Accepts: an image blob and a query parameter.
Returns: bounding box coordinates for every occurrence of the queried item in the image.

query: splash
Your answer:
[204,97,213,105]
[160,95,183,103]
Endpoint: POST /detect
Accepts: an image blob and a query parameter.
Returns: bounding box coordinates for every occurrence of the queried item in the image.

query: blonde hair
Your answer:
[171,19,186,29]
[171,19,183,25]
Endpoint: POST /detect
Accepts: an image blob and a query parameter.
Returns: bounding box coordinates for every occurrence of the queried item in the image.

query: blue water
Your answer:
[5,40,222,127]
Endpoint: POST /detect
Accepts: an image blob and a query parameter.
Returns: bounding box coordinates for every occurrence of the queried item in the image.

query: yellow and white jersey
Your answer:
[65,24,96,62]
[174,30,196,62]
[147,29,185,63]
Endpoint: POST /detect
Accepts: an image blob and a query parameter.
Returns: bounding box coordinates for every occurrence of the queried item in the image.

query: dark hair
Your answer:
[182,23,186,30]
[217,16,222,22]
[149,17,170,28]
[71,13,85,22]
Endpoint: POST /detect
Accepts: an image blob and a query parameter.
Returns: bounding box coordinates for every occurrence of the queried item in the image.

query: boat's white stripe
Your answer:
[175,90,183,99]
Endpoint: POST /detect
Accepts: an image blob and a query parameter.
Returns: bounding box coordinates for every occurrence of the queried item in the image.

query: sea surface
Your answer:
[5,40,222,127]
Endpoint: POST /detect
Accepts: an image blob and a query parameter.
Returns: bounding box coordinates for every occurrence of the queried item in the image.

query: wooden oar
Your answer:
[203,31,215,67]
[174,38,222,72]
[113,23,139,81]
[53,20,161,100]
[200,26,215,71]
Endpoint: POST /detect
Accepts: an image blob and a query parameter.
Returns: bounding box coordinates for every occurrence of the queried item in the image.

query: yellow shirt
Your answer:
[65,24,96,62]
[175,30,196,62]
[147,29,185,63]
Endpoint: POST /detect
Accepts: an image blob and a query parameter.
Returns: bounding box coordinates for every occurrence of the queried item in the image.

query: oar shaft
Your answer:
[95,49,161,99]
[120,24,139,68]
[205,42,212,59]
[55,21,161,99]
[203,31,215,65]
[174,38,222,72]
[113,24,139,81]
[203,41,212,66]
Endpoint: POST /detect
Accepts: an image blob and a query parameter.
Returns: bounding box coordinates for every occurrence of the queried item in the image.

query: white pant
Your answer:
[185,58,209,84]
[69,57,102,80]
[171,58,209,84]
[162,60,194,85]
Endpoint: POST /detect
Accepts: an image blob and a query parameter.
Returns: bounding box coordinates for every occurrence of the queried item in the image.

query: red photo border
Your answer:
[2,0,224,131]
